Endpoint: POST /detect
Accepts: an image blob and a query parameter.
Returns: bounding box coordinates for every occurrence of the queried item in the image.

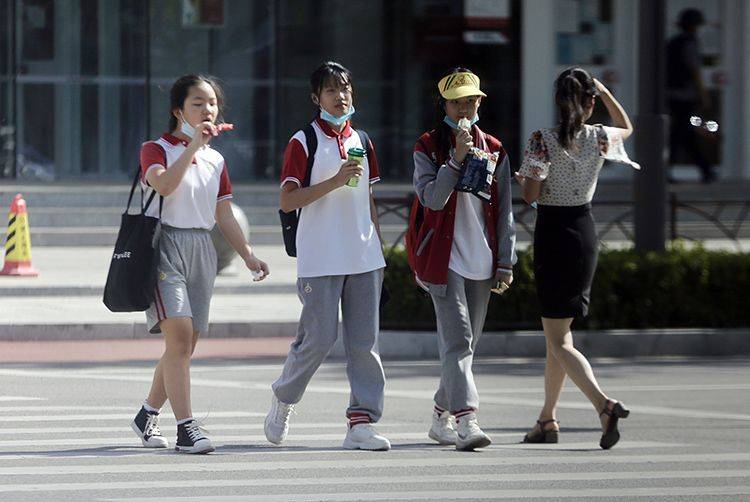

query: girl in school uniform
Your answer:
[130,74,269,454]
[411,68,516,451]
[264,62,390,451]
[517,68,638,449]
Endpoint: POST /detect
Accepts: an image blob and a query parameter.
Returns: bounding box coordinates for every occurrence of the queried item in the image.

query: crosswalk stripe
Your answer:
[377,388,750,421]
[0,396,45,402]
[1,470,749,494]
[0,422,406,434]
[0,432,553,447]
[0,406,133,412]
[1,451,743,476]
[0,411,265,422]
[2,368,748,421]
[481,383,750,393]
[103,486,750,501]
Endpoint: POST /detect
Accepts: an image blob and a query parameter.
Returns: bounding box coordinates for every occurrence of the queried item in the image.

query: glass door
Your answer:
[14,0,71,180]
[1,0,14,178]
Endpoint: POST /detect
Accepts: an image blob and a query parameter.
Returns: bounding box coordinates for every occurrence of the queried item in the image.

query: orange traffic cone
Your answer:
[1,194,39,276]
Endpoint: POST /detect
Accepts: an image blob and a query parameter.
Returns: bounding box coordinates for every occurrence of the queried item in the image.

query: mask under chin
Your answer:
[320,105,356,126]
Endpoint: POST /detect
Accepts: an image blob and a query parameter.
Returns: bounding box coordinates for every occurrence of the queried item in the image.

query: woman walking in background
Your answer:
[517,68,639,449]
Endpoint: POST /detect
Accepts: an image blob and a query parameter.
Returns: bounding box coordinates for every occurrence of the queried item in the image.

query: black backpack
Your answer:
[279,123,370,257]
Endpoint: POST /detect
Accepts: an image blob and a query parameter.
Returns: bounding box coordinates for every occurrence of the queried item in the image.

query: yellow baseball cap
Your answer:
[438,72,487,100]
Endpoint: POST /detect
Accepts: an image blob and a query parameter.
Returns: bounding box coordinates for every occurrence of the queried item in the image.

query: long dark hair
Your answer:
[554,67,598,149]
[433,66,473,159]
[168,74,225,132]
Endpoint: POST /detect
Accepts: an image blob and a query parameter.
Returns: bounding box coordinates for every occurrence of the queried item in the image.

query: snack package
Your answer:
[455,148,498,201]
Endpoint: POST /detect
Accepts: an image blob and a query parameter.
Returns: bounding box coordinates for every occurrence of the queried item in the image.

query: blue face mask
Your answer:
[320,105,356,126]
[179,112,196,139]
[443,115,479,130]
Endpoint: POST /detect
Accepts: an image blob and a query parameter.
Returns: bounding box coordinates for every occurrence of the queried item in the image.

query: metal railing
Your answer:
[375,194,750,251]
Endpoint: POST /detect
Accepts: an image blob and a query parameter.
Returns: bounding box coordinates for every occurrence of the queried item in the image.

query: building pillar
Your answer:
[520,0,555,149]
[633,0,667,253]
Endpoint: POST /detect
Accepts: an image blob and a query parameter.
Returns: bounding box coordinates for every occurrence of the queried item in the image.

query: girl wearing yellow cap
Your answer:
[408,67,516,451]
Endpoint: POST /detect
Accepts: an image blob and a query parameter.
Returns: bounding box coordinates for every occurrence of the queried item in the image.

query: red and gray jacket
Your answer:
[407,125,516,296]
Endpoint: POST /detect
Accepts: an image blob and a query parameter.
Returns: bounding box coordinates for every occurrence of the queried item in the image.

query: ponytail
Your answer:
[554,68,598,149]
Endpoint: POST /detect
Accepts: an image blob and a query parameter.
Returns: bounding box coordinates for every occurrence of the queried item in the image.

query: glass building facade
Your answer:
[0,0,521,182]
[4,0,748,183]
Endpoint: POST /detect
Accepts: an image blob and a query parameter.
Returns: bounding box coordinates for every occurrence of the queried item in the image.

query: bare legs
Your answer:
[145,318,200,421]
[529,317,613,436]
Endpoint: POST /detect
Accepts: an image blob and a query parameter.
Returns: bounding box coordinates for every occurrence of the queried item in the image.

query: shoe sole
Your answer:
[522,430,559,444]
[342,439,391,451]
[428,428,456,445]
[130,421,168,448]
[456,435,492,451]
[175,444,215,454]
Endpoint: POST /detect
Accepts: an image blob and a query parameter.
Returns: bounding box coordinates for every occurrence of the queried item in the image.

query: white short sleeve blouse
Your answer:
[519,125,640,206]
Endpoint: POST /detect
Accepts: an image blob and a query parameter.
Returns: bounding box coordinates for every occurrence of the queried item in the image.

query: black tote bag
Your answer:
[103,167,163,312]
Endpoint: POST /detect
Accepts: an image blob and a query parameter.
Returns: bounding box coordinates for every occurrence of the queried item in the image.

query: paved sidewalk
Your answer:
[2,245,749,358]
[0,245,302,329]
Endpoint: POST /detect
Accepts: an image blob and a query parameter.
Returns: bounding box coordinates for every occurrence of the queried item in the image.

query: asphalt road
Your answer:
[0,356,749,501]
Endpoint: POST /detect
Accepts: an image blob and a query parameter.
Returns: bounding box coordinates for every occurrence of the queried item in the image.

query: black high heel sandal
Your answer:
[599,399,630,450]
[523,419,559,444]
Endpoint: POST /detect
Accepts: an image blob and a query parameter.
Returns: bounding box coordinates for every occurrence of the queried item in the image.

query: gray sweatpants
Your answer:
[431,269,493,412]
[272,268,385,422]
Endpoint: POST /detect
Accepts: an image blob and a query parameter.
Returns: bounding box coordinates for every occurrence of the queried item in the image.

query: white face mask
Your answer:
[179,112,196,138]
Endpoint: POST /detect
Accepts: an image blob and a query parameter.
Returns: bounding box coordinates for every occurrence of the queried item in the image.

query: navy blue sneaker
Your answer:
[131,406,168,448]
[176,419,214,454]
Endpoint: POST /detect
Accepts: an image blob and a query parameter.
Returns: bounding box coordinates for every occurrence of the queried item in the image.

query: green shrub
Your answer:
[381,243,750,330]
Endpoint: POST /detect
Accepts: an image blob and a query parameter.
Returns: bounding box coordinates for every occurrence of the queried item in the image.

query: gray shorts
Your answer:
[146,226,217,335]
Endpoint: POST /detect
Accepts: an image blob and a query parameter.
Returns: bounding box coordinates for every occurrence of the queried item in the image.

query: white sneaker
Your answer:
[343,423,391,451]
[264,395,294,445]
[455,412,491,451]
[131,406,168,448]
[428,410,457,445]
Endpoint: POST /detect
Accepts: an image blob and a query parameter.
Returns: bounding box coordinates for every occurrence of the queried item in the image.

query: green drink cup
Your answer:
[346,147,366,187]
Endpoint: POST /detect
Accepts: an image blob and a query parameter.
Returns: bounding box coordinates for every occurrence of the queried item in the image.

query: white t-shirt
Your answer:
[140,133,233,230]
[280,119,385,278]
[448,191,494,280]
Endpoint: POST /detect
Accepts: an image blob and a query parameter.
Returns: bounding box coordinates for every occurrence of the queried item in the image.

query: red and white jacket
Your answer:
[408,125,516,296]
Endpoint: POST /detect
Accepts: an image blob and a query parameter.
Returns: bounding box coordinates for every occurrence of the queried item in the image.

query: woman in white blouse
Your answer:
[517,68,639,449]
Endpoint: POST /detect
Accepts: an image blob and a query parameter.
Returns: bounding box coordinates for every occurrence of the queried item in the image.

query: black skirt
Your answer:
[533,203,598,319]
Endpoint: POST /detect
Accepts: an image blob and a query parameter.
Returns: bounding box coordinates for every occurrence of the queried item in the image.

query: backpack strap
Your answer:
[355,128,370,156]
[302,123,317,188]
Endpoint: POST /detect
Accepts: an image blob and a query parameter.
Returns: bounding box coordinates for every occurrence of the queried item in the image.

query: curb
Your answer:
[340,328,750,359]
[0,322,299,341]
[1,323,748,358]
